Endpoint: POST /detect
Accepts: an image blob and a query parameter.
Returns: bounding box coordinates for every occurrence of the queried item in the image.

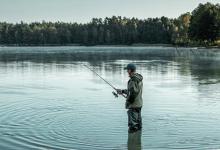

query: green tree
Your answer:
[0,2,219,47]
[189,3,220,45]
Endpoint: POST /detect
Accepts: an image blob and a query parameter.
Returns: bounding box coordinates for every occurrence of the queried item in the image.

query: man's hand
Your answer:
[116,89,123,95]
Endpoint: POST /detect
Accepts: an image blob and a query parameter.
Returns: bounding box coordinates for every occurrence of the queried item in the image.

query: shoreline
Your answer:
[0,44,219,49]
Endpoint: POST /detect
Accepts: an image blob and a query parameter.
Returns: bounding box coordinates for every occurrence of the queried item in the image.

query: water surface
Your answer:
[0,47,220,149]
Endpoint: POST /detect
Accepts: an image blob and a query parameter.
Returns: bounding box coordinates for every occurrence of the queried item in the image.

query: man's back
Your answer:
[126,73,143,109]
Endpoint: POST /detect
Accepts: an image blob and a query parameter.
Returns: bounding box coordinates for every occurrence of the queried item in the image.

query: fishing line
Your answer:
[83,64,126,98]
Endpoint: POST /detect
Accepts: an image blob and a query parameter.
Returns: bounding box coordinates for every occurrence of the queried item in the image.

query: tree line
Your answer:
[0,2,219,46]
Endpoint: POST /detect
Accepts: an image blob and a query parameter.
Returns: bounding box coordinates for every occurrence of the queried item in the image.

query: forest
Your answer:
[0,2,219,47]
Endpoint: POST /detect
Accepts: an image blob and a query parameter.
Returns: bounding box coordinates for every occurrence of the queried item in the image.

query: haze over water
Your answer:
[0,46,220,149]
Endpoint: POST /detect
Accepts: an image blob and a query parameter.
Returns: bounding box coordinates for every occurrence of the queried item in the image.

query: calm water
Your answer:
[0,46,220,149]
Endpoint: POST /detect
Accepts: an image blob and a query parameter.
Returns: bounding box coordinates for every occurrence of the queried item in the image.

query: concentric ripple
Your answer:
[0,97,127,150]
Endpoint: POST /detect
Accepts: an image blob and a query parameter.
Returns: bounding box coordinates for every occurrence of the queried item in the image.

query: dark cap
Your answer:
[124,63,136,71]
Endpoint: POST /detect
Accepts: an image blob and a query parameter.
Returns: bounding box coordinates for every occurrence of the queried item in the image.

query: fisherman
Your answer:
[117,63,143,133]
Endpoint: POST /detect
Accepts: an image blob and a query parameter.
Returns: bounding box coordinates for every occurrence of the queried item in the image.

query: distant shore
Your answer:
[0,43,219,49]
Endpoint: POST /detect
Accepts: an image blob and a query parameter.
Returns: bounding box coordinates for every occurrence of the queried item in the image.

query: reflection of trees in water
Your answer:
[1,49,220,106]
[1,47,220,82]
[176,58,220,104]
[189,59,220,103]
[170,57,220,83]
[190,59,220,82]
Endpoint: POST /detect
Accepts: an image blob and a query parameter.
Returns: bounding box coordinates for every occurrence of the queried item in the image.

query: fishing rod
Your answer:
[83,64,127,98]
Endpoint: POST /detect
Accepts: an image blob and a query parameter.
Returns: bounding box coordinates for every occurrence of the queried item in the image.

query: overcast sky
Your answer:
[0,0,219,23]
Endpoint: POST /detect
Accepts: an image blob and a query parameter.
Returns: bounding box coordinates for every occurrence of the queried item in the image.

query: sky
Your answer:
[0,0,219,23]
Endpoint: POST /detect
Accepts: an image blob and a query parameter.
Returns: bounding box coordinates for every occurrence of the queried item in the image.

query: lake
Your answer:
[0,46,220,149]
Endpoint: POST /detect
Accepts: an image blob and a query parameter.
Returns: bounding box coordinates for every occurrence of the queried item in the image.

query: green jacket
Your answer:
[123,73,143,109]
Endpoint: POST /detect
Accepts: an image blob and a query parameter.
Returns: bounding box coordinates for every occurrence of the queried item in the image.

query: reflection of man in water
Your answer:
[117,63,143,133]
[127,130,142,150]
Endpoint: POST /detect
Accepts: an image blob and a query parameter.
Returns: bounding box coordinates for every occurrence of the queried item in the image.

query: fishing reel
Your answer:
[112,91,119,98]
[112,90,127,98]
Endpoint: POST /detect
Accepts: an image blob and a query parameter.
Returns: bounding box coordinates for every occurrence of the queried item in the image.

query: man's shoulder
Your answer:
[130,73,143,82]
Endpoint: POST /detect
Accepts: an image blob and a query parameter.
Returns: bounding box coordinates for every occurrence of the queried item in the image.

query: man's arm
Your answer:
[122,89,128,95]
[116,89,128,98]
[127,80,139,103]
[116,89,127,94]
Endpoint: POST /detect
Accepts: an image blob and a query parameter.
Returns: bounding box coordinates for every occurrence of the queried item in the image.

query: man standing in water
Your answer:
[117,63,143,133]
